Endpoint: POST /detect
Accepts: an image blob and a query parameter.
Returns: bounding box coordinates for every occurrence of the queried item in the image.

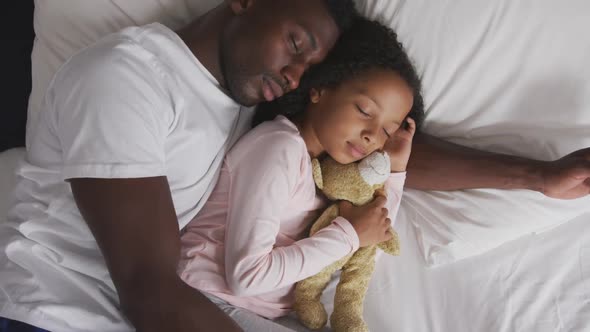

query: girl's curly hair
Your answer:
[253,17,425,129]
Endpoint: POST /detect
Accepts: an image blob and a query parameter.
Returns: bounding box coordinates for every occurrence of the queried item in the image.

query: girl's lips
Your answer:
[347,142,367,159]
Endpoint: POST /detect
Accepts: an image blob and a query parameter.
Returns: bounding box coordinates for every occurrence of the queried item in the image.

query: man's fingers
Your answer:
[571,165,590,180]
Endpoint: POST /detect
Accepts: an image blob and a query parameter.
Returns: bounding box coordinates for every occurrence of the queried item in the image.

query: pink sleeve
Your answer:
[384,172,407,227]
[224,133,358,297]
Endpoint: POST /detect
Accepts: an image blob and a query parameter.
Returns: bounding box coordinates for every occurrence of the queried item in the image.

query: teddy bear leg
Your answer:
[330,246,377,332]
[294,257,348,330]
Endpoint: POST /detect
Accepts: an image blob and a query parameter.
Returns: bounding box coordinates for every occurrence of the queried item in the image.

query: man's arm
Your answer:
[70,177,242,332]
[407,133,590,199]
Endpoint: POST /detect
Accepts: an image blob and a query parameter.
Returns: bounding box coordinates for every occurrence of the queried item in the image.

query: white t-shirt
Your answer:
[0,23,253,332]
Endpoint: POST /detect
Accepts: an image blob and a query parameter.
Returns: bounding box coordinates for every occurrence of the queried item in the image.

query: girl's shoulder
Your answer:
[225,116,308,167]
[249,115,300,138]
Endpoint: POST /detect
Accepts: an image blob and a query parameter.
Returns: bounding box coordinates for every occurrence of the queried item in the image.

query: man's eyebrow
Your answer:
[303,26,318,51]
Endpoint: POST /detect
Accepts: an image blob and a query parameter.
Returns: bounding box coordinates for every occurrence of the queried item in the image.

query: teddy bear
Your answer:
[294,151,401,332]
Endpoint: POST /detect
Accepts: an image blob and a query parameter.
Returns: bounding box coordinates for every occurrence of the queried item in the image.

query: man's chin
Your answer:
[226,85,262,107]
[226,91,259,107]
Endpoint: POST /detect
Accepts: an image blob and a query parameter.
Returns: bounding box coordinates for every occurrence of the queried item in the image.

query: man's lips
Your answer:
[347,142,367,159]
[262,77,286,102]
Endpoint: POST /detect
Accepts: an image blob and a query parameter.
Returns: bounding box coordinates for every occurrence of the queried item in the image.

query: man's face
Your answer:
[220,0,340,106]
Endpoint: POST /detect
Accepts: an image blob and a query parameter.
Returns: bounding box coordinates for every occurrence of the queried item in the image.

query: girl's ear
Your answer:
[228,0,255,15]
[309,88,325,104]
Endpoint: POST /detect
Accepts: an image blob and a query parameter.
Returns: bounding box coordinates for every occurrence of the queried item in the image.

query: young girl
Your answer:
[177,17,424,331]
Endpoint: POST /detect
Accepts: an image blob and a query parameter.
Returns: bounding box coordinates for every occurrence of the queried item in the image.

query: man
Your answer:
[0,1,355,331]
[1,1,589,332]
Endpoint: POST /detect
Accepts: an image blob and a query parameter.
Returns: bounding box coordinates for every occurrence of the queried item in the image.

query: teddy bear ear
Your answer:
[311,158,324,190]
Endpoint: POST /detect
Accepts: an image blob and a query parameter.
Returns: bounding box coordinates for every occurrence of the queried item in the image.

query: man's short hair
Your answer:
[323,0,359,33]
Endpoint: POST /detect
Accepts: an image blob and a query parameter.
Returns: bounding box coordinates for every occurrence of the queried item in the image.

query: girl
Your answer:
[177,17,425,331]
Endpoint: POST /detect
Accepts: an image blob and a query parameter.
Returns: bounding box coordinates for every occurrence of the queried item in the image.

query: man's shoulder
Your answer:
[58,30,162,83]
[46,25,174,114]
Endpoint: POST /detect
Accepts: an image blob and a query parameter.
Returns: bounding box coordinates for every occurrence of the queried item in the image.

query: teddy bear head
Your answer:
[312,151,400,256]
[312,151,391,206]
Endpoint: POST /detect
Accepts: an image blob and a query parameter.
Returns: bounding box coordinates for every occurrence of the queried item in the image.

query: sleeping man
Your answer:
[1,0,589,331]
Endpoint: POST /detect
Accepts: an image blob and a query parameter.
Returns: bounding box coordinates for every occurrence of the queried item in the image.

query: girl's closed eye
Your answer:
[356,105,370,117]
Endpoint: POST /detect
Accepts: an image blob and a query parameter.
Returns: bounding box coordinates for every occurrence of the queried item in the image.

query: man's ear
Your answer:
[228,0,256,15]
[309,88,325,104]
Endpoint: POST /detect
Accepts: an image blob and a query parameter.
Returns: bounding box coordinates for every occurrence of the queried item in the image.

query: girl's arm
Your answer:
[223,133,359,297]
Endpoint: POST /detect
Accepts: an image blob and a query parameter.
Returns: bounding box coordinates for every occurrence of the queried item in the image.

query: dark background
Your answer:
[1,1,35,152]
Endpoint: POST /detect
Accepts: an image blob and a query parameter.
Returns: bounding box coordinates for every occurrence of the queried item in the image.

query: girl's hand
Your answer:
[339,195,393,247]
[384,117,417,172]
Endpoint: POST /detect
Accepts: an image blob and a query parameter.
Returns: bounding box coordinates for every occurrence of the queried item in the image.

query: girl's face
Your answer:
[304,69,414,164]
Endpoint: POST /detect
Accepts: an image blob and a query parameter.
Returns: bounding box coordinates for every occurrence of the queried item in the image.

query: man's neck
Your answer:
[176,4,231,87]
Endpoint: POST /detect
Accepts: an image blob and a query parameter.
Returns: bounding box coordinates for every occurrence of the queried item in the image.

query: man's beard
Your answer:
[219,37,259,107]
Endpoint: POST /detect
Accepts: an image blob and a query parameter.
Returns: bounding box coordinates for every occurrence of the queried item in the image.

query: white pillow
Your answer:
[357,0,590,265]
[28,0,222,145]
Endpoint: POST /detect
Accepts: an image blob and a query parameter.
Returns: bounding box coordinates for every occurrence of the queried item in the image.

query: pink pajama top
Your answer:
[177,116,406,319]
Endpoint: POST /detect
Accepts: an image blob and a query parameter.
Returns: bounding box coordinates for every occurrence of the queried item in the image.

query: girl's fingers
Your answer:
[406,117,416,134]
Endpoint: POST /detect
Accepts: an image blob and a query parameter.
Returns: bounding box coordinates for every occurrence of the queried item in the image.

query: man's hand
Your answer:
[540,148,590,200]
[383,117,416,172]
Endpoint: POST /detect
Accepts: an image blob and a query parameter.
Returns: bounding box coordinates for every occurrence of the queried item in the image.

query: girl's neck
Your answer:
[291,114,324,159]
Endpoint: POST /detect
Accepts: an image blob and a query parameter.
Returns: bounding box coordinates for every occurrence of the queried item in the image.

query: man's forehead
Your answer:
[284,1,338,45]
[277,0,333,25]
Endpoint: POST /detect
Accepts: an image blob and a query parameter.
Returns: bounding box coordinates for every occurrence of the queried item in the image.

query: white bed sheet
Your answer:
[0,148,25,221]
[322,205,590,332]
[2,148,587,331]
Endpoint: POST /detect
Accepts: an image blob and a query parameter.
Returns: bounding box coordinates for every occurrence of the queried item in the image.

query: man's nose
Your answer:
[282,61,306,91]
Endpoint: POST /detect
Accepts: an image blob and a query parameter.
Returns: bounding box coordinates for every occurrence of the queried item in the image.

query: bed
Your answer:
[2,0,589,331]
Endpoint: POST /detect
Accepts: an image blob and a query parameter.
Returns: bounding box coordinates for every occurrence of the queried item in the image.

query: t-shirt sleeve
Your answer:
[47,37,171,181]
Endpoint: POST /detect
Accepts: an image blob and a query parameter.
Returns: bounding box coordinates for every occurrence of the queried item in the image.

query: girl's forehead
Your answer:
[343,69,402,89]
